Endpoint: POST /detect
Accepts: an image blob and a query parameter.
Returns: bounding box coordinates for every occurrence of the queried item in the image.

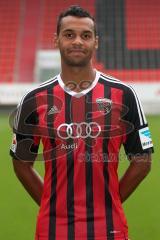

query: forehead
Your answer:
[60,16,95,33]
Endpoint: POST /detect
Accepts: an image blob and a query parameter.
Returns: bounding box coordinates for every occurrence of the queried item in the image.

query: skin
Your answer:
[119,154,151,202]
[54,16,98,91]
[12,16,152,206]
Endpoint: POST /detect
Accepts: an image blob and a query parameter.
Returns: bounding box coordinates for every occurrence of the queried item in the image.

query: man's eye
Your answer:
[65,33,73,38]
[83,34,91,39]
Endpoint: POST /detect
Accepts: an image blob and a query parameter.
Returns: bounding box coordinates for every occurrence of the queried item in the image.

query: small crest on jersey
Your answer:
[48,105,60,115]
[96,98,112,114]
[10,133,17,153]
[139,127,153,150]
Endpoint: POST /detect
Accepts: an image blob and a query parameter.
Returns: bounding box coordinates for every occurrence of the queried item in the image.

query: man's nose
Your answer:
[72,36,83,45]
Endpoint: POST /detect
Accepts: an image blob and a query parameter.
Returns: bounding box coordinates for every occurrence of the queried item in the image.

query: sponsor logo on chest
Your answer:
[61,142,78,150]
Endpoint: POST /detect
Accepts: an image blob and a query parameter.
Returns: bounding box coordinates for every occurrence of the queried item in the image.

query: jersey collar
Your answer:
[57,70,100,98]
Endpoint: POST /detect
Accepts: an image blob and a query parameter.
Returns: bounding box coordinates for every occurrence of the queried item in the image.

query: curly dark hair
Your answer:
[56,5,97,36]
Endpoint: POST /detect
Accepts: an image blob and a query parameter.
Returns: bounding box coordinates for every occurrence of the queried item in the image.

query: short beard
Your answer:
[64,59,88,67]
[60,51,92,67]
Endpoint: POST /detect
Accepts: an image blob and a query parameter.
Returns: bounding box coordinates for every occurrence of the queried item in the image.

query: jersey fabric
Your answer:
[10,70,153,240]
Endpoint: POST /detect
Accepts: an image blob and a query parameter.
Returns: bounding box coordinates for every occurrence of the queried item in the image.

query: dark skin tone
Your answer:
[54,16,98,92]
[12,16,152,205]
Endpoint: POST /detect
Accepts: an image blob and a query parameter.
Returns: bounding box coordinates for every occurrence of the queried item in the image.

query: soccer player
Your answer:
[10,5,153,240]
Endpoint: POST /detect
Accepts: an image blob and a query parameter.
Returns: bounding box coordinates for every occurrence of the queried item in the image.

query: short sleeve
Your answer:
[10,92,40,161]
[122,85,154,156]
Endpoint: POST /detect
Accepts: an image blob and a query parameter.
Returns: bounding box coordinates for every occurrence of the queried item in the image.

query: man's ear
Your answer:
[54,33,58,48]
[95,35,99,49]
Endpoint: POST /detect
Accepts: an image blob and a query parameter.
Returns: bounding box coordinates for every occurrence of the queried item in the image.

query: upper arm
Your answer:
[130,152,152,166]
[12,157,35,181]
[10,92,40,162]
[122,86,154,157]
[129,153,152,177]
[12,158,34,168]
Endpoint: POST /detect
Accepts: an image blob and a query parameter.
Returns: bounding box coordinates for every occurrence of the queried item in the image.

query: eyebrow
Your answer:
[62,29,93,34]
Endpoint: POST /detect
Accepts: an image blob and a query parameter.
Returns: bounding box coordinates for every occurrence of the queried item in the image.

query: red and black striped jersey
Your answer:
[10,70,153,240]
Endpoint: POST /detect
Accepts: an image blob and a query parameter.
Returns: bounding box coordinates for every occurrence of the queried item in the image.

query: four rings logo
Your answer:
[57,122,101,139]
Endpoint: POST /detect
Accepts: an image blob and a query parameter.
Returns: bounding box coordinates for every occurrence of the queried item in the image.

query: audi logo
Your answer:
[57,122,101,139]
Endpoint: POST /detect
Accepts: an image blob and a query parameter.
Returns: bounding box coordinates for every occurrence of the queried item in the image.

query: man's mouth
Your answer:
[68,49,85,54]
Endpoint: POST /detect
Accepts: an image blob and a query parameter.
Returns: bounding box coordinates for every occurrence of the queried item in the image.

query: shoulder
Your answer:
[99,71,134,92]
[19,76,59,105]
[14,76,58,130]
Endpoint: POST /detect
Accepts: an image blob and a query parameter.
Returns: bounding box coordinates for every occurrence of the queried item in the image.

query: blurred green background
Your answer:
[0,114,159,240]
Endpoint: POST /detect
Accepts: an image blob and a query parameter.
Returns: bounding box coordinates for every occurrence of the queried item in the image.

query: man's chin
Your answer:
[65,59,88,67]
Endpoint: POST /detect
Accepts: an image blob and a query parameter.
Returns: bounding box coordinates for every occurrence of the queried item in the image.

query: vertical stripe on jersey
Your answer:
[65,93,75,240]
[103,83,114,239]
[53,85,68,239]
[91,83,108,239]
[48,87,57,240]
[72,96,87,239]
[85,92,95,240]
[108,88,129,236]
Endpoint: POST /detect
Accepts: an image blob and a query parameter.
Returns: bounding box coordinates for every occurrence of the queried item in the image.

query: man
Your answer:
[10,5,153,240]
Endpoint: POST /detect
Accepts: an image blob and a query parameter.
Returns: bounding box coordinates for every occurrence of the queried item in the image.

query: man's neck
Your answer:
[60,64,96,92]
